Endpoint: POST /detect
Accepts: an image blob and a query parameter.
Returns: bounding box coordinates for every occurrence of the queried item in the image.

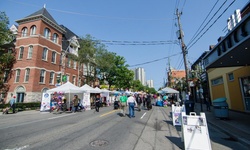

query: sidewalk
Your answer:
[194,103,250,148]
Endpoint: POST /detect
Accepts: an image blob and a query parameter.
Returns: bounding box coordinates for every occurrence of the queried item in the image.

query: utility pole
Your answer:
[176,9,190,92]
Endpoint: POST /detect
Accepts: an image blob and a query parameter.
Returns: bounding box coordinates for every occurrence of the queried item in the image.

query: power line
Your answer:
[187,0,219,47]
[129,52,181,67]
[187,0,236,50]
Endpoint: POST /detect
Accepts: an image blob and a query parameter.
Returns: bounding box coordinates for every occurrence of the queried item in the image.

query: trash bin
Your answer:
[212,97,228,118]
[185,100,195,115]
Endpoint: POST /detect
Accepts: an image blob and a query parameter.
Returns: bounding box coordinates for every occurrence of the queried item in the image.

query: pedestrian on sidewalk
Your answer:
[119,93,128,116]
[127,93,137,118]
[9,95,16,113]
[205,95,211,111]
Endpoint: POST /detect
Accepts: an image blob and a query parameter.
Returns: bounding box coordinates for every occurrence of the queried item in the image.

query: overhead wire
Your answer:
[187,0,236,50]
[187,0,227,48]
[187,0,219,47]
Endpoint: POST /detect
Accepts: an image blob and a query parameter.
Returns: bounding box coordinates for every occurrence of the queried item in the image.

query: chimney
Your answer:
[209,45,214,50]
[217,36,223,42]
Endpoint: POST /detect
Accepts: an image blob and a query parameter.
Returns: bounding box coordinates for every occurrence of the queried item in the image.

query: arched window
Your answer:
[43,28,51,39]
[27,45,33,59]
[30,25,36,35]
[21,27,28,37]
[51,51,56,63]
[53,33,58,43]
[24,68,30,82]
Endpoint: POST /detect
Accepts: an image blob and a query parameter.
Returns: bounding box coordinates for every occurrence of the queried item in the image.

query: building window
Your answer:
[21,27,28,37]
[73,61,77,69]
[67,58,71,68]
[51,51,56,64]
[42,48,48,60]
[60,54,63,65]
[228,73,234,81]
[3,70,9,83]
[49,72,54,84]
[43,28,51,39]
[72,76,76,85]
[40,69,46,83]
[15,69,21,83]
[24,68,30,82]
[18,47,24,59]
[53,33,58,43]
[30,25,36,35]
[27,45,33,59]
[211,77,223,86]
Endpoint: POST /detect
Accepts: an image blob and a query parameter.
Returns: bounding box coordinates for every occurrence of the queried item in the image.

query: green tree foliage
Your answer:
[0,12,16,97]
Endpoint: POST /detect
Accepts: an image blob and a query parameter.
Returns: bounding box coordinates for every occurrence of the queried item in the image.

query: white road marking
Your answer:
[48,113,75,120]
[140,112,147,119]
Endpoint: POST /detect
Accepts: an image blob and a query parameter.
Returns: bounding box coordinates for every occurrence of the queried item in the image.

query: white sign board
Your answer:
[172,104,185,126]
[83,92,91,110]
[181,112,212,150]
[40,93,51,112]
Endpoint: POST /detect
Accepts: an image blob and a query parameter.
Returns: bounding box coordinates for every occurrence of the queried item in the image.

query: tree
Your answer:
[0,12,16,99]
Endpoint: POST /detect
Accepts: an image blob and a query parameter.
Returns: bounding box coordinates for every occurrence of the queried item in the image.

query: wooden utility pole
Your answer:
[176,9,190,91]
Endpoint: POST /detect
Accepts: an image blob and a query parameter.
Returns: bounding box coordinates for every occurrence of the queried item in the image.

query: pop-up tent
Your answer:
[46,81,85,109]
[159,87,179,94]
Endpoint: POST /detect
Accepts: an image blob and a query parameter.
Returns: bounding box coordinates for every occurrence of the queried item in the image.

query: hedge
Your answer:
[0,102,41,111]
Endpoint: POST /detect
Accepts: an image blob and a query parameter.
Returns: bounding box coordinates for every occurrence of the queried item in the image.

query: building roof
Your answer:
[25,7,58,25]
[59,25,79,51]
[16,7,65,34]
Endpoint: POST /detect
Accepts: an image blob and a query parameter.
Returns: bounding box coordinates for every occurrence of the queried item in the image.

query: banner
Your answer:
[40,93,51,112]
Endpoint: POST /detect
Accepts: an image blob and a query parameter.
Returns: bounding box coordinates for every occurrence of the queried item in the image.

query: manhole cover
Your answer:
[90,140,109,147]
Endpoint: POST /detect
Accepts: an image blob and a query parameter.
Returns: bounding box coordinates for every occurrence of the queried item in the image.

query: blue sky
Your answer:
[0,0,249,90]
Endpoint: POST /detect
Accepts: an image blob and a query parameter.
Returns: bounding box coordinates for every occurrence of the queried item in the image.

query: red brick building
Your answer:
[6,7,82,103]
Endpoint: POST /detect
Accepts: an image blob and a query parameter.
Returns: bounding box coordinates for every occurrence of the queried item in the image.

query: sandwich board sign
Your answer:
[172,104,185,126]
[181,112,212,150]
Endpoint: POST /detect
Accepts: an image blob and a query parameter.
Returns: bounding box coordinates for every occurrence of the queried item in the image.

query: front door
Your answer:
[240,76,250,111]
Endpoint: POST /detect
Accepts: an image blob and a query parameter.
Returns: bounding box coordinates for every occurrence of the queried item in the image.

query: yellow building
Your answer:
[204,3,250,112]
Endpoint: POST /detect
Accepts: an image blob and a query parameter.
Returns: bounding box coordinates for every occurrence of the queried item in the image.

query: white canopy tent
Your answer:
[80,84,100,93]
[46,81,85,109]
[159,87,179,94]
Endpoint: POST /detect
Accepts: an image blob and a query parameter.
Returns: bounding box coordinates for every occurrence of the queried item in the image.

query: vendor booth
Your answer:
[42,81,84,112]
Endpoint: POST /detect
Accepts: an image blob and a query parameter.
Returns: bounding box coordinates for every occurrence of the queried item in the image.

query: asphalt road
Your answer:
[0,106,248,150]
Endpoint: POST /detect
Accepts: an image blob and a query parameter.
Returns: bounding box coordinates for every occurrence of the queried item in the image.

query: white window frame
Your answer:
[15,69,21,83]
[21,27,28,37]
[44,28,51,39]
[30,25,36,35]
[27,45,33,59]
[49,72,54,84]
[53,33,58,43]
[42,48,48,61]
[51,51,56,64]
[72,76,76,85]
[73,61,77,69]
[24,68,30,82]
[39,69,46,83]
[19,47,24,59]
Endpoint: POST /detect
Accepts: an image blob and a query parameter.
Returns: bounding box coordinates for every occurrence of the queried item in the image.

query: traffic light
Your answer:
[62,75,67,82]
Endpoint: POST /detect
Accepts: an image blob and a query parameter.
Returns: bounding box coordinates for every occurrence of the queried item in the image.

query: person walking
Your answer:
[136,94,142,111]
[119,93,128,116]
[95,95,101,112]
[205,95,211,111]
[127,93,137,118]
[9,96,16,113]
[73,95,79,113]
[146,93,152,110]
